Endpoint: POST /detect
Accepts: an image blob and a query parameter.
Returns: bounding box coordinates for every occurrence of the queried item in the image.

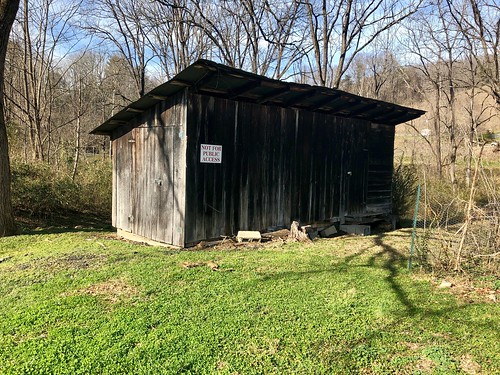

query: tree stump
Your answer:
[288,221,312,242]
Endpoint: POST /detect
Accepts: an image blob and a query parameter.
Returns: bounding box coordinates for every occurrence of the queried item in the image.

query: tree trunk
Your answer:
[455,145,484,271]
[465,92,475,188]
[0,0,21,236]
[333,0,353,89]
[447,59,458,191]
[71,116,81,182]
[433,83,442,178]
[72,78,83,181]
[288,221,312,242]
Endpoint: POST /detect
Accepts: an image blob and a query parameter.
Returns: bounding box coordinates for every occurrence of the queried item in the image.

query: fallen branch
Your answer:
[473,251,500,258]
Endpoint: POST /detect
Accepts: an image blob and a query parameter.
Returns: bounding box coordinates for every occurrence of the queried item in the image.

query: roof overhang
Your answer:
[91,59,425,136]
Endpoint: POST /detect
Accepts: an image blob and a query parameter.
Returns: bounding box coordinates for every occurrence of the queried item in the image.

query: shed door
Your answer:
[346,148,368,216]
[113,130,135,232]
[133,126,183,246]
[340,124,369,219]
[113,126,184,246]
[152,126,175,245]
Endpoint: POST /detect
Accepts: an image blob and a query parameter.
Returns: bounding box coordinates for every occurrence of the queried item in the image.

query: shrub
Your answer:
[422,176,464,226]
[11,158,112,218]
[11,163,57,214]
[76,157,112,216]
[392,162,418,218]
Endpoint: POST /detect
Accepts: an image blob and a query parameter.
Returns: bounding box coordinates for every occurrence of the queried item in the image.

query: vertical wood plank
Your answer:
[112,88,393,246]
[173,91,187,246]
[111,140,117,228]
[112,92,187,246]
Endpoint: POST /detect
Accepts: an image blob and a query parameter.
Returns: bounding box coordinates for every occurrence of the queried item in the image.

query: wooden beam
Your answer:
[356,105,388,119]
[307,93,342,110]
[323,97,359,114]
[191,71,217,92]
[383,112,415,125]
[125,107,143,113]
[197,87,227,95]
[109,120,128,125]
[148,94,168,100]
[345,102,377,117]
[283,89,317,106]
[169,79,191,87]
[228,80,261,99]
[257,86,290,104]
[373,109,405,123]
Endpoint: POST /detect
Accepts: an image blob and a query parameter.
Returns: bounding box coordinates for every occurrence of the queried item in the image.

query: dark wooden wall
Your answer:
[112,93,187,247]
[366,123,395,214]
[111,90,396,246]
[184,93,379,244]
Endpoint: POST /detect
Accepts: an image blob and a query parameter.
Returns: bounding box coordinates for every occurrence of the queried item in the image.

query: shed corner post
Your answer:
[180,89,189,247]
[111,137,117,228]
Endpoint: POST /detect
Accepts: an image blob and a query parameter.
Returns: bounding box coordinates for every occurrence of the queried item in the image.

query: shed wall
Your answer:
[112,93,187,246]
[366,123,395,214]
[110,91,396,247]
[184,93,376,244]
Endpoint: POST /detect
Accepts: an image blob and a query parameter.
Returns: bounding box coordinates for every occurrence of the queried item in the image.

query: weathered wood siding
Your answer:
[112,93,187,246]
[110,90,396,246]
[366,123,395,214]
[184,93,373,243]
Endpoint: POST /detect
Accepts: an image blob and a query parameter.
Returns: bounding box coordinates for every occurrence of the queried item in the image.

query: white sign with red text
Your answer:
[200,144,222,163]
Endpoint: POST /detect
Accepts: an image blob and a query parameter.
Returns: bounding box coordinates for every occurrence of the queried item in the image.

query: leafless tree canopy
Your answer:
[1,0,498,173]
[1,0,499,272]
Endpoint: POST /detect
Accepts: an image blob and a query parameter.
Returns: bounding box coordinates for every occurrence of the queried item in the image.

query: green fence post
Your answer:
[408,184,421,270]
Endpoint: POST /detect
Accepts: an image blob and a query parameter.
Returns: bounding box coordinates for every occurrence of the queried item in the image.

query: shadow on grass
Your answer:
[370,233,416,314]
[255,235,500,340]
[15,209,112,235]
[257,233,422,316]
[339,232,428,315]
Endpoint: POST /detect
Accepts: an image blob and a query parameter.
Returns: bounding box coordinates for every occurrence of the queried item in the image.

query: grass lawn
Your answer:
[0,226,498,374]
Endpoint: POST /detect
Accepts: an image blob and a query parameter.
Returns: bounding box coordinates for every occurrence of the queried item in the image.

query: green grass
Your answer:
[0,229,498,374]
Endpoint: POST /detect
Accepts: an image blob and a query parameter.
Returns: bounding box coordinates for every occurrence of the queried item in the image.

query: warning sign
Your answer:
[200,144,222,164]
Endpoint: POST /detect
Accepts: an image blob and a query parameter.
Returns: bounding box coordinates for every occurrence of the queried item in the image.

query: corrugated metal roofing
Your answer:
[91,59,425,135]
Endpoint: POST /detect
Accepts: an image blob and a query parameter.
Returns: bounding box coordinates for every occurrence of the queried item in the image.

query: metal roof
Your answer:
[91,59,425,135]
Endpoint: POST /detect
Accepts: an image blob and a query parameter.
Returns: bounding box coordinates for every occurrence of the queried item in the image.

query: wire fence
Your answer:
[409,180,499,275]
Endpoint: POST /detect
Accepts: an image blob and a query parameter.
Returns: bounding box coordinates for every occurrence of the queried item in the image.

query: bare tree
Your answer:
[436,2,462,190]
[144,0,207,78]
[460,54,497,187]
[6,0,83,162]
[153,0,305,79]
[174,0,264,71]
[447,0,500,110]
[298,0,422,88]
[254,0,306,80]
[0,0,21,237]
[403,12,445,178]
[403,0,468,188]
[102,54,141,113]
[65,52,108,180]
[343,38,404,102]
[85,0,153,99]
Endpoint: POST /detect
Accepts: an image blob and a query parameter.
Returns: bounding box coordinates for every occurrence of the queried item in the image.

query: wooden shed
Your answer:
[91,59,424,247]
